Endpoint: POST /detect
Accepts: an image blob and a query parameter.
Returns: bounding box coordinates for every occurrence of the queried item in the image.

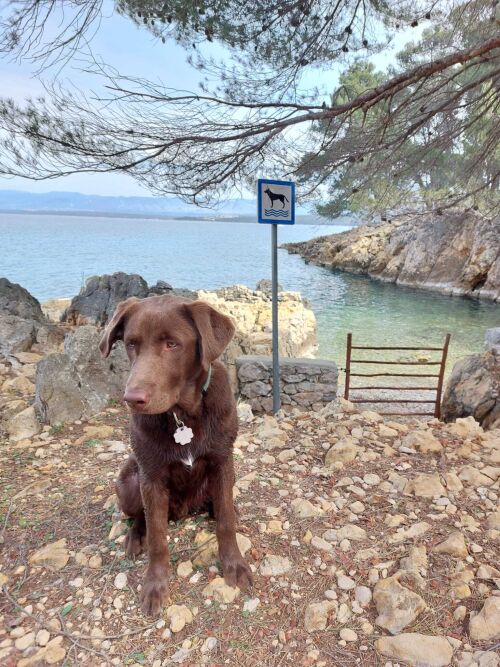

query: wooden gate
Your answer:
[344,333,451,418]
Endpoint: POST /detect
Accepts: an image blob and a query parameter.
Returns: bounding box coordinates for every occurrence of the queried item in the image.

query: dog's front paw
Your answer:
[222,556,253,591]
[125,526,144,558]
[140,574,169,615]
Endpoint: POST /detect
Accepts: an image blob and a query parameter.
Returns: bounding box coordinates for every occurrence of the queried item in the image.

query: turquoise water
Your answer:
[0,213,498,373]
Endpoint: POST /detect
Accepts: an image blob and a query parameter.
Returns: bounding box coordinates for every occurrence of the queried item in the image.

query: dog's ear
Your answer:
[184,301,235,370]
[99,297,139,358]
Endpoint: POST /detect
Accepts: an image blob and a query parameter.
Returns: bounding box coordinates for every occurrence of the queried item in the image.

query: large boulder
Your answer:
[0,278,63,356]
[485,327,500,354]
[0,278,46,321]
[62,272,150,326]
[442,351,499,429]
[61,272,197,326]
[35,326,129,424]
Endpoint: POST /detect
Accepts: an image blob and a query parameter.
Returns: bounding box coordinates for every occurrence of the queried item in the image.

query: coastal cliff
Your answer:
[284,211,500,301]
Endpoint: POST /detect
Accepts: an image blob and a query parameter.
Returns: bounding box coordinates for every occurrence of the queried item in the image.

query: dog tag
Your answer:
[174,425,194,446]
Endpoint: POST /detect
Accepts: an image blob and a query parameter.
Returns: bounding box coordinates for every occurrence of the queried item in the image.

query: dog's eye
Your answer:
[165,340,177,349]
[126,341,136,350]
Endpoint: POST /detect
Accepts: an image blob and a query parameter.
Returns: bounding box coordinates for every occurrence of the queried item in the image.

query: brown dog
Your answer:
[99,294,252,615]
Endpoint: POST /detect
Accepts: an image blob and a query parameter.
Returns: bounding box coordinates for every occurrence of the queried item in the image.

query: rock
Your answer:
[375,633,454,666]
[237,402,254,423]
[15,632,35,650]
[304,600,337,632]
[363,472,381,485]
[0,279,62,356]
[311,535,332,552]
[260,555,291,577]
[391,521,431,543]
[35,326,130,424]
[166,604,193,633]
[29,539,69,570]
[88,555,102,569]
[325,438,361,465]
[3,375,35,394]
[192,530,249,567]
[284,211,500,302]
[291,498,322,518]
[443,354,499,430]
[486,510,500,530]
[236,533,252,556]
[469,597,500,641]
[113,572,127,590]
[485,327,500,354]
[336,524,367,542]
[201,636,217,653]
[243,597,260,613]
[444,472,464,492]
[458,650,500,667]
[373,575,427,634]
[36,630,50,647]
[62,272,149,326]
[354,586,372,607]
[402,430,443,454]
[177,561,193,578]
[339,628,358,642]
[405,473,446,498]
[337,574,356,590]
[434,531,468,558]
[476,564,500,580]
[202,577,240,603]
[458,466,494,487]
[6,405,41,441]
[193,530,218,567]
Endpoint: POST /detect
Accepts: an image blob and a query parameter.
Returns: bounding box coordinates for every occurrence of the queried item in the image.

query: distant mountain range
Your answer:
[0,189,321,221]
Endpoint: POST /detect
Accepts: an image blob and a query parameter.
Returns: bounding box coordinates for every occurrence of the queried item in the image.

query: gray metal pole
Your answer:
[271,223,280,413]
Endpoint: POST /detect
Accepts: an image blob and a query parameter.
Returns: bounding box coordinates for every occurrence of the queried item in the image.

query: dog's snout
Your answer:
[124,388,150,408]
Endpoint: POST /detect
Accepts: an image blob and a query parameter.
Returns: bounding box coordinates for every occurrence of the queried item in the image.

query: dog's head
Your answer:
[99,295,234,415]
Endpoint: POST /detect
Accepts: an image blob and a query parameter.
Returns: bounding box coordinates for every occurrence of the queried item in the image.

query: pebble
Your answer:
[15,632,35,651]
[340,628,358,642]
[113,572,127,590]
[337,574,356,590]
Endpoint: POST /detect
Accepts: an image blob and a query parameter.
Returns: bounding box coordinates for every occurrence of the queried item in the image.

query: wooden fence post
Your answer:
[434,333,451,418]
[344,333,352,400]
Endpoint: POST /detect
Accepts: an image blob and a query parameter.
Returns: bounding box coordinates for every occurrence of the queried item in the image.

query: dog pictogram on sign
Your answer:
[257,179,295,224]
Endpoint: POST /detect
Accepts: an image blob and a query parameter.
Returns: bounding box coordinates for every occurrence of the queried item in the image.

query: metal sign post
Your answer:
[257,178,295,414]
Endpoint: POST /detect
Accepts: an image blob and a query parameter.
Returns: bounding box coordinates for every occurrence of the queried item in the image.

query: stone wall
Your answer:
[236,356,338,413]
[198,285,317,390]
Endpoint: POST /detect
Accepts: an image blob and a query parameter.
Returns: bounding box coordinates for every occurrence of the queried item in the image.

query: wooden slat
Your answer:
[350,386,438,391]
[376,411,436,416]
[350,372,440,378]
[350,399,436,404]
[351,345,443,351]
[350,360,441,365]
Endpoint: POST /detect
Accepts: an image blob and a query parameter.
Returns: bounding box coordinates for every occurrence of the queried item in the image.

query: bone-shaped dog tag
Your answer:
[174,425,194,446]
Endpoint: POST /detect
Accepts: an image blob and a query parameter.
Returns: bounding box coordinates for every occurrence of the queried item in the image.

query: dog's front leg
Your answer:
[140,477,170,615]
[210,457,253,590]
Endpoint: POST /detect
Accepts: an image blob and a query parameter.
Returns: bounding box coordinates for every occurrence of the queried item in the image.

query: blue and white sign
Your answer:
[257,178,295,225]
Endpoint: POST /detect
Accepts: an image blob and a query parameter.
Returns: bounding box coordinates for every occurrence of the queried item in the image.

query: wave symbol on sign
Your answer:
[264,208,289,218]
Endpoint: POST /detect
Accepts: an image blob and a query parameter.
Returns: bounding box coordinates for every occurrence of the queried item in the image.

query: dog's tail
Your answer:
[284,195,289,202]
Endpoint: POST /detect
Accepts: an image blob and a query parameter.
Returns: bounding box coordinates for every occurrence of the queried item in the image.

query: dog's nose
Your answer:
[123,388,150,408]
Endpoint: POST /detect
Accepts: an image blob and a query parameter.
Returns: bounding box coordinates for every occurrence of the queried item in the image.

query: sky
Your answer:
[0,5,423,199]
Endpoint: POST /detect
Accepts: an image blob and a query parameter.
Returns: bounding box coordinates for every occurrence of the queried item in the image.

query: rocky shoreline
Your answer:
[284,211,500,302]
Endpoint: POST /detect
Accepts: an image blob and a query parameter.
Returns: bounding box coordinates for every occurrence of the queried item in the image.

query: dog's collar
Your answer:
[201,365,212,394]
